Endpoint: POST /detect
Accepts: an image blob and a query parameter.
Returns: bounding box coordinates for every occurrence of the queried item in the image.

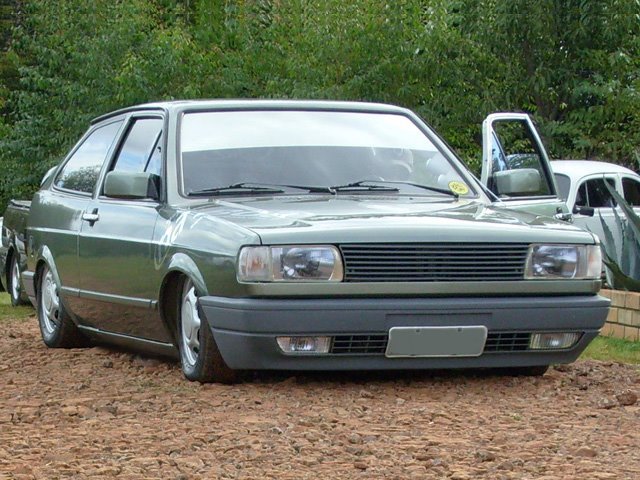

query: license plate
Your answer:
[385,326,487,358]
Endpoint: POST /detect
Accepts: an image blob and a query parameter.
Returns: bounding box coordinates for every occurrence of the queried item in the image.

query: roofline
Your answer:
[90,105,168,125]
[89,99,411,125]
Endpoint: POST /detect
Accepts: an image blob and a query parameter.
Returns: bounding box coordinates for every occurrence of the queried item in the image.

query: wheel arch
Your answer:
[34,246,61,295]
[2,245,16,291]
[158,253,208,342]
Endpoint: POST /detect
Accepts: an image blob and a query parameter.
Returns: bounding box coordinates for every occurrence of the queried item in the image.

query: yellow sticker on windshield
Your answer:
[448,181,469,196]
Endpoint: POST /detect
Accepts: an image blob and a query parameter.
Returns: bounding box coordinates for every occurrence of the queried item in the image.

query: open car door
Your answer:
[481,113,571,221]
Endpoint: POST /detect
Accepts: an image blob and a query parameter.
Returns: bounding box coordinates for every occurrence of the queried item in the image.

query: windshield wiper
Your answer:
[367,180,460,198]
[329,180,400,193]
[187,182,337,197]
[187,183,285,196]
[329,180,459,197]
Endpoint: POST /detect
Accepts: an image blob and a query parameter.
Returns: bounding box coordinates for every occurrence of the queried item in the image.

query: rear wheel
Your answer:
[37,264,87,348]
[9,255,26,306]
[177,277,236,384]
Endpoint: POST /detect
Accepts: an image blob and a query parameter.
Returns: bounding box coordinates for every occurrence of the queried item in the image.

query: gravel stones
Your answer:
[1,314,639,479]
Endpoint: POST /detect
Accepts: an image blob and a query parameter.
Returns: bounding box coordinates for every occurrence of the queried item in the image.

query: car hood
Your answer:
[187,195,594,245]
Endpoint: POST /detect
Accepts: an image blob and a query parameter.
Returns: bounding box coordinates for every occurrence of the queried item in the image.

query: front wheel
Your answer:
[37,264,87,348]
[177,277,236,384]
[9,255,26,306]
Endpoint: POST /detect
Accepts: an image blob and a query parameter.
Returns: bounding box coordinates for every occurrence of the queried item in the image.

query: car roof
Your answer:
[551,160,638,178]
[90,99,411,125]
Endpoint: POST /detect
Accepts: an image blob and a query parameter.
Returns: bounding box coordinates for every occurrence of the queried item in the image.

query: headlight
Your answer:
[525,244,601,280]
[238,245,344,282]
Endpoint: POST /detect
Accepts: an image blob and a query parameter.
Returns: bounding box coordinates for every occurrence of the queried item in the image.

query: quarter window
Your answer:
[553,173,570,201]
[622,177,640,206]
[55,121,122,194]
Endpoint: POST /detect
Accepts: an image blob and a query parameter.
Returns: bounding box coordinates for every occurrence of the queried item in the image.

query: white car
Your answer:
[551,160,640,256]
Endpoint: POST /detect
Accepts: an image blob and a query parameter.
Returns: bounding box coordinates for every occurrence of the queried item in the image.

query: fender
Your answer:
[23,245,63,303]
[165,252,208,296]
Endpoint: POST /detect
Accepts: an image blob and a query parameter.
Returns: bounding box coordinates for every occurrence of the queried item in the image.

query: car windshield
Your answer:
[180,110,474,197]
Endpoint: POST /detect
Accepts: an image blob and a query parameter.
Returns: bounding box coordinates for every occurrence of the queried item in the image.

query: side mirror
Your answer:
[104,171,160,200]
[573,204,595,217]
[492,168,541,196]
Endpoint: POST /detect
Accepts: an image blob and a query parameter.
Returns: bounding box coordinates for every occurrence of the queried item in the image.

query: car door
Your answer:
[29,119,124,300]
[75,114,172,342]
[481,113,569,219]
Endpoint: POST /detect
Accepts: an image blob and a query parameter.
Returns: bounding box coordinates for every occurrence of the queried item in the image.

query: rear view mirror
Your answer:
[493,168,541,196]
[104,171,160,200]
[573,205,595,217]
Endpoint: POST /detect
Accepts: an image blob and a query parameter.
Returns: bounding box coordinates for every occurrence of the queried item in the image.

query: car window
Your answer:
[488,120,552,196]
[180,111,474,197]
[111,118,163,174]
[576,178,616,208]
[622,177,640,206]
[54,121,122,194]
[554,173,570,201]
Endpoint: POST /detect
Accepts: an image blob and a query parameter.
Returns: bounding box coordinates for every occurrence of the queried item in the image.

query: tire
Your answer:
[9,254,26,306]
[36,264,87,348]
[177,277,237,384]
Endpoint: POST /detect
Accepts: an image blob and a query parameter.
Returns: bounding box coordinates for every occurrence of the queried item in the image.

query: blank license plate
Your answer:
[385,326,487,358]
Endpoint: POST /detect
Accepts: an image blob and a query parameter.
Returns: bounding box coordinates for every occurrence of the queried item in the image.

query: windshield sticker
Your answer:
[448,181,469,196]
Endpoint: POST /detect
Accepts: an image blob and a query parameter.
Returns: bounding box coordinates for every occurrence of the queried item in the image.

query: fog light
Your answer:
[277,336,331,354]
[529,332,581,350]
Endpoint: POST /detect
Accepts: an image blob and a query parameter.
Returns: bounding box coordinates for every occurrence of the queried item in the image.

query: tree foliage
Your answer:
[0,0,639,209]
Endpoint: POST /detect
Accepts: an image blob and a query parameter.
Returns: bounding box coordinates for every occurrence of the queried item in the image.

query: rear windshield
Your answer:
[179,110,474,197]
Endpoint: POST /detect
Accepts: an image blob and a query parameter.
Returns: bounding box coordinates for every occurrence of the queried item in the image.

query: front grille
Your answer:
[339,243,530,282]
[328,332,532,355]
[483,332,531,352]
[331,335,388,354]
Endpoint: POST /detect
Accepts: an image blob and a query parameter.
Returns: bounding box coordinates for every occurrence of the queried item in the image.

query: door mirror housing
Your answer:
[493,168,541,196]
[573,204,595,217]
[104,171,160,200]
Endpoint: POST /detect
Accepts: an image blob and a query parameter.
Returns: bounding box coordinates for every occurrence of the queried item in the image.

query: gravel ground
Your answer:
[1,313,639,480]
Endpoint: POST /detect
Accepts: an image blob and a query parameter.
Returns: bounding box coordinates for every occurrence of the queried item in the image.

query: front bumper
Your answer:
[198,295,609,370]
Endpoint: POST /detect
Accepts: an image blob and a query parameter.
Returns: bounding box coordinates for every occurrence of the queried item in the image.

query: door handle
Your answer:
[82,208,99,225]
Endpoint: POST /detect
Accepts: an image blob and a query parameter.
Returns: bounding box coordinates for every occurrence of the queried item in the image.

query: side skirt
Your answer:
[77,325,178,359]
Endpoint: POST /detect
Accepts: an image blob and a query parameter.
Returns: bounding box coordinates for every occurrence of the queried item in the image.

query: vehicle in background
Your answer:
[551,160,640,261]
[0,200,32,306]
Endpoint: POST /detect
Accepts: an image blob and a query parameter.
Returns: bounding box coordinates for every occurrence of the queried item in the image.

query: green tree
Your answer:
[1,0,639,210]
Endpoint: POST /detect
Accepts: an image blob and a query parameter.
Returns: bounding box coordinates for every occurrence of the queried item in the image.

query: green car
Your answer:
[20,100,608,383]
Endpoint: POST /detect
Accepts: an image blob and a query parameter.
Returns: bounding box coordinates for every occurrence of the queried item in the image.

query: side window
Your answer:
[622,177,640,206]
[489,120,552,196]
[55,121,122,194]
[578,178,616,208]
[111,118,163,174]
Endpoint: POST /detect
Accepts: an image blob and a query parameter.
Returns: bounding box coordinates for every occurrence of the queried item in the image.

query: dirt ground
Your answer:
[1,313,639,480]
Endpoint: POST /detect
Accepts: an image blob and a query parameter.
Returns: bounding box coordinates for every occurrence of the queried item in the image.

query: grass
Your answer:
[581,335,640,364]
[0,293,35,321]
